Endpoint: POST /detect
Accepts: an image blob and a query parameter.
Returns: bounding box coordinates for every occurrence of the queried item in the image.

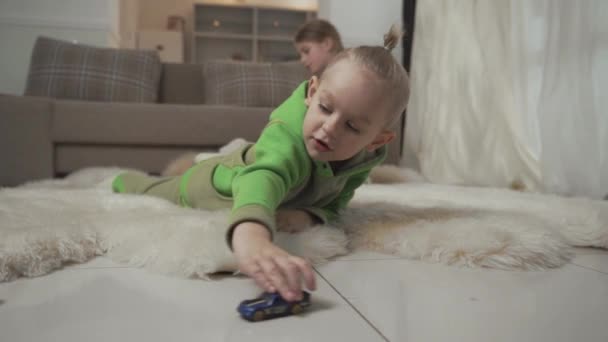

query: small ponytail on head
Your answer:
[383,24,402,51]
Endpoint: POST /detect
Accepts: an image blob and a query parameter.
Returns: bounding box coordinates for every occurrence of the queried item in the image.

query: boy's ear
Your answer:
[322,37,333,50]
[305,75,319,106]
[366,130,396,152]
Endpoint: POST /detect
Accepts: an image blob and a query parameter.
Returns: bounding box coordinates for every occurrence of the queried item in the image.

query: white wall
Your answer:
[319,0,403,62]
[0,0,118,95]
[118,0,140,49]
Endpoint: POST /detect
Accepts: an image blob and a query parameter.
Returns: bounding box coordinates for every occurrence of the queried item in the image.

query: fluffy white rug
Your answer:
[1,167,607,282]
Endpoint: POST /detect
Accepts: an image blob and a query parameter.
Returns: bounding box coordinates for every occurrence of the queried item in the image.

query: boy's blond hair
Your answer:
[322,25,409,128]
[294,19,344,53]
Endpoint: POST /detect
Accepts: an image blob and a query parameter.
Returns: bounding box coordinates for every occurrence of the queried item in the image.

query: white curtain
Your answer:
[404,0,608,199]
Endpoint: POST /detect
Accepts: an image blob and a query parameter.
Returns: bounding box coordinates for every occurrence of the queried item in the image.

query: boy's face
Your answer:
[295,39,335,76]
[302,59,395,162]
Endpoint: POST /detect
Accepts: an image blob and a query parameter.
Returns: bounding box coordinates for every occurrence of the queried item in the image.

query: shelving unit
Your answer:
[192,2,316,63]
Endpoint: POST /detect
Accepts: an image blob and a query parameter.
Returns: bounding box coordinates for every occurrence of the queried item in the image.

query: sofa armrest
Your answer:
[0,94,54,186]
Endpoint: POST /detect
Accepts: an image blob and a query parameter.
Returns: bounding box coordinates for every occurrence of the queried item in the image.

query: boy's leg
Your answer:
[112,172,182,206]
[111,170,239,273]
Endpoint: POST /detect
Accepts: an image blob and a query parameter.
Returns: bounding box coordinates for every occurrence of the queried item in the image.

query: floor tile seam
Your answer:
[569,262,608,276]
[313,267,391,342]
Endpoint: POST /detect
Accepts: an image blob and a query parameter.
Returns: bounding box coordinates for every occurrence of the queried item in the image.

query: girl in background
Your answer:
[294,19,344,76]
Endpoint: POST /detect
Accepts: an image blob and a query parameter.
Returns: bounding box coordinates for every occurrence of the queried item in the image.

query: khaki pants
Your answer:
[112,172,184,205]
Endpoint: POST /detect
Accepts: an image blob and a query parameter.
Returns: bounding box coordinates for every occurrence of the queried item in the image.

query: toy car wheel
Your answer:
[291,304,303,315]
[252,310,265,321]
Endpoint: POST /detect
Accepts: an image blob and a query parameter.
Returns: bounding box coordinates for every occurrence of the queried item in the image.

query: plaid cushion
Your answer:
[203,61,310,107]
[25,36,162,103]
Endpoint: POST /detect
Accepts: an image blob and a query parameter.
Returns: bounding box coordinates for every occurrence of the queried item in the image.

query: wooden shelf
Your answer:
[194,0,317,12]
[192,3,316,63]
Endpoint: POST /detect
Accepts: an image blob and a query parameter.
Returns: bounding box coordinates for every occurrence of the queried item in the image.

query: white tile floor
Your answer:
[1,249,607,342]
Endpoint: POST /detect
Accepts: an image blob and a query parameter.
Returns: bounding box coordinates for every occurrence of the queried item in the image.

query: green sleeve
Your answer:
[226,120,310,247]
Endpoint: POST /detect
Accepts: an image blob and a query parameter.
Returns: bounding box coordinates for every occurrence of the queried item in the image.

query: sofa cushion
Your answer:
[25,36,162,103]
[203,61,309,107]
[159,63,205,104]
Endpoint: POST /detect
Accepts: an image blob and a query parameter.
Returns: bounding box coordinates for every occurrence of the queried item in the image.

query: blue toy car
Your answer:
[237,291,311,322]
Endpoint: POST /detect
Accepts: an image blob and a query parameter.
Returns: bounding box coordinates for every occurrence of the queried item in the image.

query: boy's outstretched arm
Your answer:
[231,221,316,302]
[276,209,318,232]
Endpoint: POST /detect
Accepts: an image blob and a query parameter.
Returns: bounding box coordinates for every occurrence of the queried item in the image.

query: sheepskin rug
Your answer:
[1,167,607,282]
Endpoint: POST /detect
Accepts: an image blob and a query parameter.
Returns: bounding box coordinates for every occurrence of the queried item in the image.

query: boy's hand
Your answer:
[276,209,316,233]
[232,222,316,301]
